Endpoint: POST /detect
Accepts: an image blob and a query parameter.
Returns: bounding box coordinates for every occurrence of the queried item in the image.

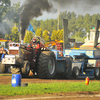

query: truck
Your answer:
[1,19,100,79]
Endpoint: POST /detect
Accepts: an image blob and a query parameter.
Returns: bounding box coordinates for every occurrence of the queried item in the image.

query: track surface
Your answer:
[0,74,100,100]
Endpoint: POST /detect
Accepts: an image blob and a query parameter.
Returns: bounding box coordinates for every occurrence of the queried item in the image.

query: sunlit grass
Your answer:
[0,81,100,96]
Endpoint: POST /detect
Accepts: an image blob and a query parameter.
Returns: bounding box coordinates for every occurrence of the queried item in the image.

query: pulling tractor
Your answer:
[1,36,57,78]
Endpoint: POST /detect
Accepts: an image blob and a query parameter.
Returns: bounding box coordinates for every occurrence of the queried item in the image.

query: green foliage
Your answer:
[2,6,100,43]
[31,19,41,31]
[3,2,21,24]
[5,26,19,42]
[0,0,11,38]
[30,10,100,42]
[71,31,86,42]
[24,30,34,43]
[31,19,57,33]
[75,15,84,32]
[51,30,63,41]
[57,29,63,40]
[1,2,21,38]
[36,29,42,37]
[0,82,100,96]
[42,30,49,42]
[0,74,11,76]
[68,12,76,34]
[11,26,19,42]
[0,0,11,22]
[51,30,58,40]
[0,22,11,38]
[5,34,10,40]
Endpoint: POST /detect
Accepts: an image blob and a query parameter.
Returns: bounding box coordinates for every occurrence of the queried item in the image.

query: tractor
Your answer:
[1,36,57,78]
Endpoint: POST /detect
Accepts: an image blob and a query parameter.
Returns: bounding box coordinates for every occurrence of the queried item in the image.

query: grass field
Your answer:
[0,74,12,76]
[0,82,100,96]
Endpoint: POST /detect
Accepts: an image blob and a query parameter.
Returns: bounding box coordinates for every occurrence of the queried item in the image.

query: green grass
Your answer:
[0,74,12,76]
[0,81,100,96]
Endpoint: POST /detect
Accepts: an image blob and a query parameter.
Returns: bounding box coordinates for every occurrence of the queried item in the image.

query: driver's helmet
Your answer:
[33,39,37,43]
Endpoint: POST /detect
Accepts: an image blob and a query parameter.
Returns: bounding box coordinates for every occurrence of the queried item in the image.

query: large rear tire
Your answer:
[1,63,8,73]
[21,61,30,77]
[37,51,56,79]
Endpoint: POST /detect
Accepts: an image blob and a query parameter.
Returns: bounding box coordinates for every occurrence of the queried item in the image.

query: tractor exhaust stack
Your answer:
[94,20,100,48]
[63,19,68,49]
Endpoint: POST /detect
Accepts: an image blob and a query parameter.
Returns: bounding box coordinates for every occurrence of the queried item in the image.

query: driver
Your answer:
[1,46,9,61]
[32,39,40,58]
[32,39,40,49]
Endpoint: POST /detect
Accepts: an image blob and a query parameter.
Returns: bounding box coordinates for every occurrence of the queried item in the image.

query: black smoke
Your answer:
[20,0,53,40]
[20,0,100,40]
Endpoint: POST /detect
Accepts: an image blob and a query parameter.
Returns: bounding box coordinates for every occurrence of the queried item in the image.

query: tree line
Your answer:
[0,0,100,43]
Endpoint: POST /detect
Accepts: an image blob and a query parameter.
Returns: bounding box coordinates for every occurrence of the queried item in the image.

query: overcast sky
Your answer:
[11,0,100,20]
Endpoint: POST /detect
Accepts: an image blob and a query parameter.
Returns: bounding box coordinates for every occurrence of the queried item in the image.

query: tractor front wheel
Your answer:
[1,63,8,73]
[21,61,30,77]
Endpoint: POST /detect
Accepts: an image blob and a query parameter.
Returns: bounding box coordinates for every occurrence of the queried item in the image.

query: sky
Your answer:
[11,0,100,20]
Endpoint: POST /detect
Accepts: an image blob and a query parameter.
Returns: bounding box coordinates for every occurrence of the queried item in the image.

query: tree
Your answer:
[51,30,58,40]
[31,19,40,31]
[5,26,19,42]
[91,14,100,28]
[31,19,58,33]
[0,0,11,38]
[11,26,19,42]
[68,11,76,34]
[5,34,10,40]
[71,31,86,42]
[58,29,63,40]
[30,11,100,42]
[3,2,21,24]
[0,0,11,22]
[36,29,42,37]
[0,22,11,38]
[24,30,34,43]
[42,30,49,42]
[75,15,84,32]
[40,20,46,32]
[83,13,91,32]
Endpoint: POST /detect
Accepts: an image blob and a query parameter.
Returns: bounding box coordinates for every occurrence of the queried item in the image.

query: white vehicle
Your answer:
[1,42,20,73]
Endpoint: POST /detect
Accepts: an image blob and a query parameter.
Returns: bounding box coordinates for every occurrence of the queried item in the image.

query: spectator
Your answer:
[1,46,9,61]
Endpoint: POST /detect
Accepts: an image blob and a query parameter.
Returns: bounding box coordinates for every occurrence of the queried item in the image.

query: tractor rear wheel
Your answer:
[37,51,56,79]
[21,61,30,77]
[72,67,80,78]
[1,63,8,73]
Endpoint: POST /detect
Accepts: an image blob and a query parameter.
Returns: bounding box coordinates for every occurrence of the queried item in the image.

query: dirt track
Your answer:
[0,74,100,100]
[0,74,100,85]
